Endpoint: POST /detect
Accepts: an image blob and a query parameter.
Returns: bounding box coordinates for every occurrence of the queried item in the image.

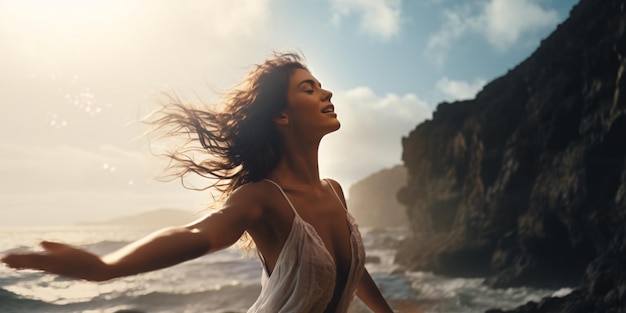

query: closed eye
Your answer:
[297,79,321,94]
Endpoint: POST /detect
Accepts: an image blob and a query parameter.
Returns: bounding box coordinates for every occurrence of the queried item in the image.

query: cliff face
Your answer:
[398,0,626,310]
[347,165,408,228]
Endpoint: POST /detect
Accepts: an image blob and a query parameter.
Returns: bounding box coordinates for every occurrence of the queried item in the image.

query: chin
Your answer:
[320,124,340,137]
[328,122,341,133]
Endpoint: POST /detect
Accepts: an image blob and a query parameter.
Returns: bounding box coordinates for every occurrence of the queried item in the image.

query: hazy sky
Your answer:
[0,0,577,226]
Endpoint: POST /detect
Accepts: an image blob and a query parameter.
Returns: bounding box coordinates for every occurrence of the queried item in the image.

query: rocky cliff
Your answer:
[347,165,408,228]
[398,0,626,311]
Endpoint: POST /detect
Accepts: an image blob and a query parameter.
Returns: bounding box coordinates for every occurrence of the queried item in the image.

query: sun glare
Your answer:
[2,0,133,58]
[6,1,125,32]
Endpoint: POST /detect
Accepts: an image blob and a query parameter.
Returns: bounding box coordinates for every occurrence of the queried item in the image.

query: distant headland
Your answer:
[78,208,199,227]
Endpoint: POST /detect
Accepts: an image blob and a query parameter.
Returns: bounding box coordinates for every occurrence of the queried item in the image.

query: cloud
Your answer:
[436,77,486,101]
[319,86,432,187]
[330,0,402,40]
[425,4,481,66]
[426,0,560,65]
[483,0,559,50]
[165,0,271,39]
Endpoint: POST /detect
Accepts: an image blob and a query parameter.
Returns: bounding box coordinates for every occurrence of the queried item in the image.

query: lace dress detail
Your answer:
[247,179,365,313]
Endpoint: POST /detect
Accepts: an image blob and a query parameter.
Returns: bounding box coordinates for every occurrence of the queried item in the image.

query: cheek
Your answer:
[288,100,318,119]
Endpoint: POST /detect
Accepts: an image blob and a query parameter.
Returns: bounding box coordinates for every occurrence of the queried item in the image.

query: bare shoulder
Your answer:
[227,180,277,202]
[324,178,345,194]
[228,181,263,201]
[223,180,278,218]
[324,178,347,205]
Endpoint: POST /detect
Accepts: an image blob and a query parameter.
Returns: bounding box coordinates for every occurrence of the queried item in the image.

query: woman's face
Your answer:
[283,68,340,137]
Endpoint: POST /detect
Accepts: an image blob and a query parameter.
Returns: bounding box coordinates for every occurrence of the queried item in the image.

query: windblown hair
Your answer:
[146,52,307,199]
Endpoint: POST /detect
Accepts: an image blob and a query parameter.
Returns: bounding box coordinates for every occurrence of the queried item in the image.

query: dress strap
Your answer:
[324,178,347,211]
[263,179,301,217]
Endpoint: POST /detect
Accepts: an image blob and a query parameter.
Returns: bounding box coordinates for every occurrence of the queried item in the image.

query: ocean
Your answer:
[0,225,571,313]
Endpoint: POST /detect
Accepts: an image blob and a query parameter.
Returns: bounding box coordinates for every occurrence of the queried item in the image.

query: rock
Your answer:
[397,0,626,311]
[347,165,409,228]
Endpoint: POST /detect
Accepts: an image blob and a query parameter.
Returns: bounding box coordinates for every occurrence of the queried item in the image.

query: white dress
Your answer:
[247,179,365,313]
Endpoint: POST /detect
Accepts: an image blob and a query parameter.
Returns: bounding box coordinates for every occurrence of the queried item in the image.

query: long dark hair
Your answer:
[146,52,307,198]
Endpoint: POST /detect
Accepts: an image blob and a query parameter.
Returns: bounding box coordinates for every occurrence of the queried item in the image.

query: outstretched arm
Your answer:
[356,268,395,313]
[1,188,263,282]
[1,226,215,282]
[357,269,426,313]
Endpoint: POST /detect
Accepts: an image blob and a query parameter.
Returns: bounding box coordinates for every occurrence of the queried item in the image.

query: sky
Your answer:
[0,0,578,226]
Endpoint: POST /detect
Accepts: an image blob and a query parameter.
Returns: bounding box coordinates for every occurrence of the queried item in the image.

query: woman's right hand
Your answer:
[1,241,110,282]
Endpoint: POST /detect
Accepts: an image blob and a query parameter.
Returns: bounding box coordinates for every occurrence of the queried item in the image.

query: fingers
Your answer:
[3,242,102,280]
[1,254,17,267]
[1,252,44,270]
[2,253,25,268]
[40,241,71,251]
[1,241,69,270]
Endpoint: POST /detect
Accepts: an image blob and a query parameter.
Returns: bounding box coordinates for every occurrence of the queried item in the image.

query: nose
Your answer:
[322,89,333,102]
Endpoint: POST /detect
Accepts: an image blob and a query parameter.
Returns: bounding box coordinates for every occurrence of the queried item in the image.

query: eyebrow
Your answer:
[297,79,322,88]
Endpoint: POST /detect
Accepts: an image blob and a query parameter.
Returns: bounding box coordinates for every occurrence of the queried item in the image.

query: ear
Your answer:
[274,112,289,126]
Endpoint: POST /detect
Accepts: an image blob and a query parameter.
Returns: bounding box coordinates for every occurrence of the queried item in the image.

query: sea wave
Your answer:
[0,287,54,313]
[0,284,261,313]
[0,225,570,313]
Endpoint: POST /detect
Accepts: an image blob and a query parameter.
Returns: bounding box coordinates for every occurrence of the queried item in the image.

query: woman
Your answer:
[1,53,396,313]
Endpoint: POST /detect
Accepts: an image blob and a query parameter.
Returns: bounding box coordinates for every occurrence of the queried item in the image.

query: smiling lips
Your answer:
[322,104,335,114]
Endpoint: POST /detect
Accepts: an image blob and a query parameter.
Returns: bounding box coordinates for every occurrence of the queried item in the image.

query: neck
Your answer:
[270,136,323,188]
